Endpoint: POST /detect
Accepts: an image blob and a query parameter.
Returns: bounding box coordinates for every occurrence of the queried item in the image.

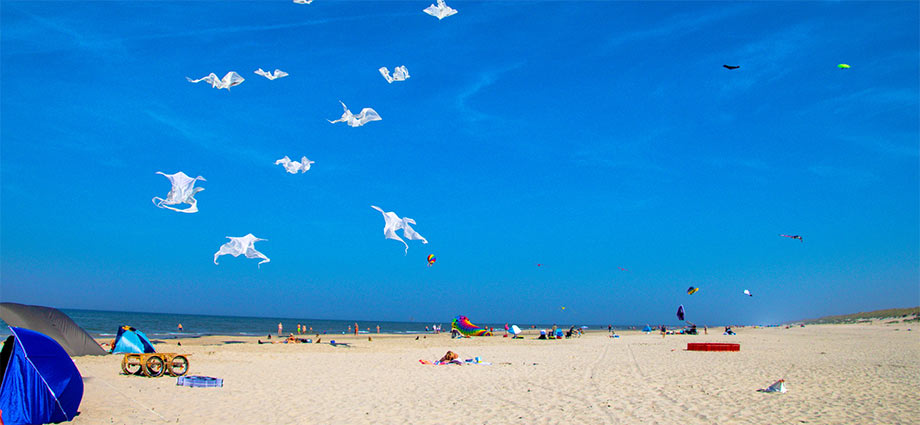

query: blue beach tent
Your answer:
[110,326,155,354]
[0,327,84,424]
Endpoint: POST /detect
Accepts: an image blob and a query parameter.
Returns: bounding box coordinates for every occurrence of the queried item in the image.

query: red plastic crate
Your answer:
[687,343,740,352]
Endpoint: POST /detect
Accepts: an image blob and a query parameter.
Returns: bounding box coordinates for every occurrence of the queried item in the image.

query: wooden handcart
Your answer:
[121,353,190,377]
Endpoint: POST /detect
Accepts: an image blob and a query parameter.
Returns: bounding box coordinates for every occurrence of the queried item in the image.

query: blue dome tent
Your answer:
[0,327,84,424]
[110,326,155,354]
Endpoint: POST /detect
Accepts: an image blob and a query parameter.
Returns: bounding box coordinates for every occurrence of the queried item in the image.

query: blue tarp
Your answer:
[0,327,84,425]
[111,326,155,354]
[642,325,653,332]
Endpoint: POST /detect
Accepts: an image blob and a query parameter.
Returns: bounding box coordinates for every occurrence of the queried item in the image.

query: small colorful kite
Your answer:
[744,289,753,297]
[427,254,436,267]
[560,306,566,311]
[618,267,628,271]
[687,286,699,295]
[537,263,542,267]
[837,64,850,69]
[677,305,685,321]
[780,234,803,242]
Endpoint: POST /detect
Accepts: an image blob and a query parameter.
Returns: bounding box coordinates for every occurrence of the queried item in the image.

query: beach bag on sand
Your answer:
[758,379,786,393]
[177,376,223,388]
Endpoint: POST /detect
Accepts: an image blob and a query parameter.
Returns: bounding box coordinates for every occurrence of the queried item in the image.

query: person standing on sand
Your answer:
[376,325,380,334]
[354,322,359,335]
[178,323,183,332]
[278,322,283,336]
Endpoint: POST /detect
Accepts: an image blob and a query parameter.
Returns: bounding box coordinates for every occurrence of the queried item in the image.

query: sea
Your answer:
[0,309,617,339]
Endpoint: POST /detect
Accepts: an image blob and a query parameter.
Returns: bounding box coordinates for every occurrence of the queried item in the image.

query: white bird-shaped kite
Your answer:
[152,171,205,213]
[371,205,428,254]
[423,0,457,20]
[379,66,410,83]
[744,289,753,297]
[254,68,288,80]
[214,234,270,267]
[293,0,313,3]
[328,101,381,127]
[274,156,314,174]
[186,72,244,90]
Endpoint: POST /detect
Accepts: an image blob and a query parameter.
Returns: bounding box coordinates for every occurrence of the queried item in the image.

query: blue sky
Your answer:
[1,1,917,326]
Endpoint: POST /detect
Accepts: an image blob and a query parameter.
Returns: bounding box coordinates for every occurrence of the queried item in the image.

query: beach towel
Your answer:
[418,359,462,365]
[177,376,223,388]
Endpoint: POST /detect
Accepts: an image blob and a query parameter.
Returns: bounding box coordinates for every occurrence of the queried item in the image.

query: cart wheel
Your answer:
[122,359,142,375]
[169,356,189,376]
[144,356,165,377]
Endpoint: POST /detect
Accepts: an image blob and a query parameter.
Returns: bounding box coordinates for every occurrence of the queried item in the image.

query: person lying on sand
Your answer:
[438,351,459,363]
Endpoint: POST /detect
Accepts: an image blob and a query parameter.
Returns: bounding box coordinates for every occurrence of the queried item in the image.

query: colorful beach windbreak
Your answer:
[452,316,492,337]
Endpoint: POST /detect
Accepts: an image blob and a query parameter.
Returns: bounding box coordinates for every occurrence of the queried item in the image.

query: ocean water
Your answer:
[0,309,615,339]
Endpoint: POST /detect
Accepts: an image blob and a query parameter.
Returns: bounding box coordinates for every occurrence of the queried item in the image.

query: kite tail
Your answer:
[153,197,198,213]
[161,203,198,214]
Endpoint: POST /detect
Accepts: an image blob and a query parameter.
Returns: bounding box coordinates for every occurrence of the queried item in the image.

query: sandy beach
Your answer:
[69,322,919,425]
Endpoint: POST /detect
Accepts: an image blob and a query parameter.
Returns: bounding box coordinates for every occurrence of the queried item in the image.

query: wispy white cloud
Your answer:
[605,5,754,51]
[2,6,413,56]
[808,164,880,187]
[454,62,525,122]
[802,87,919,118]
[834,132,919,158]
[144,109,273,164]
[713,23,818,93]
[569,126,672,175]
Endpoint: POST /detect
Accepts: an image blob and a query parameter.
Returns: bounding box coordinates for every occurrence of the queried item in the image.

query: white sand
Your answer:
[72,323,919,424]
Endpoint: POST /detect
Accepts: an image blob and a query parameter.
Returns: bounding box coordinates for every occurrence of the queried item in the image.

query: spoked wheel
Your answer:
[122,358,142,375]
[144,355,165,377]
[168,356,189,376]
